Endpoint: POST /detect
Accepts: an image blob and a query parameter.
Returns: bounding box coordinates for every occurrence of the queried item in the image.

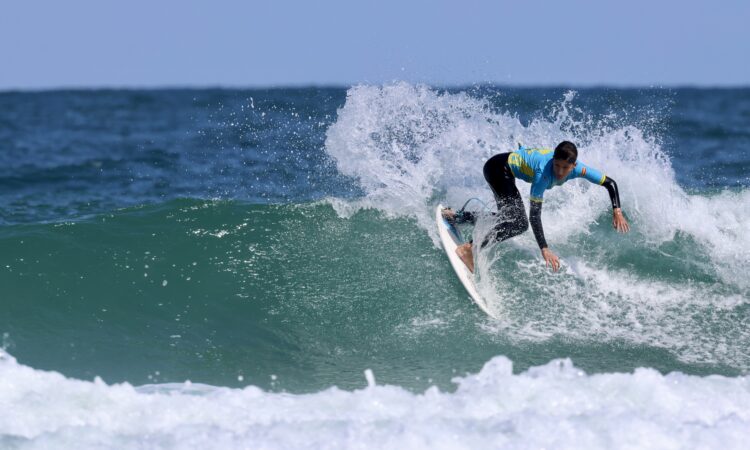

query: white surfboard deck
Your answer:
[435,204,492,316]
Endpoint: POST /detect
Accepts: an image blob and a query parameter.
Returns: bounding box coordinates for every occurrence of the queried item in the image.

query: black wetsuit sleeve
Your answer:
[601,176,621,209]
[529,202,548,249]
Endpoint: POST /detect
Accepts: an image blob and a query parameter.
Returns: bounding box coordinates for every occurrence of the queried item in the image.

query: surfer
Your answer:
[443,141,630,273]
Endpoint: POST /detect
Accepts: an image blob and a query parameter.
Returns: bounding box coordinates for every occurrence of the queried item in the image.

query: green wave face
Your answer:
[2,199,745,392]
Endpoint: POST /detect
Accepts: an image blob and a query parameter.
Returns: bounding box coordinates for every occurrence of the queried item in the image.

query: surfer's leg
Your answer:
[481,153,529,248]
[453,152,521,273]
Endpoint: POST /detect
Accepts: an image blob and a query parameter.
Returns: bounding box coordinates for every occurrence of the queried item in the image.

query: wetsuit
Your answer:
[458,146,621,249]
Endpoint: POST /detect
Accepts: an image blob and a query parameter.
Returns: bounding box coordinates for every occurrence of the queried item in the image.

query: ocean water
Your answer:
[1,84,749,448]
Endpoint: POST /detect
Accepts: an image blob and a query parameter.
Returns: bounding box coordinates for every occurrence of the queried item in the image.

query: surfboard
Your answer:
[435,204,492,316]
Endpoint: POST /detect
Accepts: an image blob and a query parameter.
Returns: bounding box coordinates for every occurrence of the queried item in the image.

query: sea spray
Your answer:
[324,83,750,367]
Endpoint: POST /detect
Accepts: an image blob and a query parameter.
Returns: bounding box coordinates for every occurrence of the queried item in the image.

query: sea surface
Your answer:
[1,84,749,448]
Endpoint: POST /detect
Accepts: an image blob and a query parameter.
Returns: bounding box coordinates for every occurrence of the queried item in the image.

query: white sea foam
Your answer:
[478,258,750,367]
[1,350,749,449]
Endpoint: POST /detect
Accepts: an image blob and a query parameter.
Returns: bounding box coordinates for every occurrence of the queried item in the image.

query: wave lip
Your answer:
[2,350,750,449]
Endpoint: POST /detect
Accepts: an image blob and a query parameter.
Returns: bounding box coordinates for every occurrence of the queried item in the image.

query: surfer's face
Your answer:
[553,159,576,180]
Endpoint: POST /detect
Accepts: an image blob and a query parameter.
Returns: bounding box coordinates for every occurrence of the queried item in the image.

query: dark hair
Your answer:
[554,141,578,163]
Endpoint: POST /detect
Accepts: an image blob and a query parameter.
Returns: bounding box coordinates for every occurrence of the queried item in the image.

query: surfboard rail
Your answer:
[435,204,492,316]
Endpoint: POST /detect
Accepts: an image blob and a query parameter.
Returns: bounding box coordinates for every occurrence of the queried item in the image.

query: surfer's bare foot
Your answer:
[456,242,474,273]
[441,208,456,223]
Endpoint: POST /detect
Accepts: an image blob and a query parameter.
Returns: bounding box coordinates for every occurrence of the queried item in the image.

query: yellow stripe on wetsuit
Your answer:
[507,152,534,178]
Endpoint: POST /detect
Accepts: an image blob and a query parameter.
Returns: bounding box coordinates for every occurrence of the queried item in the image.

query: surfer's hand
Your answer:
[541,248,560,272]
[613,208,630,233]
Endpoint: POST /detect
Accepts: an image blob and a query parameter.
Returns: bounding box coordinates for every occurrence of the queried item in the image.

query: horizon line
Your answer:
[2,81,749,94]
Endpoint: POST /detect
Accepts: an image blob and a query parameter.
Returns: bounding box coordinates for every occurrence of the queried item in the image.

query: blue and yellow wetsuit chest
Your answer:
[507,147,606,203]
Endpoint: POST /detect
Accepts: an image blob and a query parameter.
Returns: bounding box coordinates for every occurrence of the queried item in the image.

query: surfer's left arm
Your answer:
[579,163,630,233]
[600,176,630,233]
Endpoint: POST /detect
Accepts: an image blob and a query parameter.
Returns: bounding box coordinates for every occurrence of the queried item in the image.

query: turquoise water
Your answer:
[2,199,745,393]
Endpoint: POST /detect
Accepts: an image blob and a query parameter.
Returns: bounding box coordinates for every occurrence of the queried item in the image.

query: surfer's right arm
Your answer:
[529,200,561,272]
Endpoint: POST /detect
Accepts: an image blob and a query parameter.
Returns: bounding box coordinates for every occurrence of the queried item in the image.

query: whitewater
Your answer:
[2,349,750,449]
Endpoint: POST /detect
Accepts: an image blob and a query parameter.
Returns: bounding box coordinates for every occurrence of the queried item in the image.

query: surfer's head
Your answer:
[553,141,577,180]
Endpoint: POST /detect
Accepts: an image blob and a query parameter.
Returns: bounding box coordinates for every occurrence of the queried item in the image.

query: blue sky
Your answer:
[1,0,748,89]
